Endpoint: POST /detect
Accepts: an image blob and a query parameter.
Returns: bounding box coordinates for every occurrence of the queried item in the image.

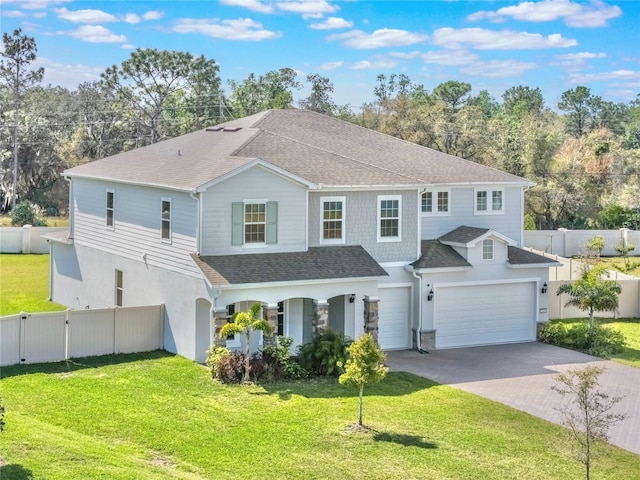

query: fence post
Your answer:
[21,225,32,253]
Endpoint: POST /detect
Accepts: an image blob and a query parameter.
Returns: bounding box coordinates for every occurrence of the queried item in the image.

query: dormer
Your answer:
[438,226,516,264]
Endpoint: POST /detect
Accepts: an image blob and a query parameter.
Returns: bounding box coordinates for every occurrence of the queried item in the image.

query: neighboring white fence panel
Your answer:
[0,304,164,367]
[525,229,640,257]
[22,312,66,364]
[0,315,21,366]
[549,280,640,320]
[0,226,67,253]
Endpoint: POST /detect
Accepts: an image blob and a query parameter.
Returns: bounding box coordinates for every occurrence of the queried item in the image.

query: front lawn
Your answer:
[545,318,640,368]
[0,352,637,479]
[0,254,66,316]
[598,256,640,277]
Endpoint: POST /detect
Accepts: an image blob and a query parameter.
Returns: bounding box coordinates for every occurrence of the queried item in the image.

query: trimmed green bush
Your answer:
[297,329,352,377]
[10,201,48,226]
[539,320,626,358]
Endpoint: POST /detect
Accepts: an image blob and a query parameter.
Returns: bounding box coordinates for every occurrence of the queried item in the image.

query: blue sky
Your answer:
[1,0,638,110]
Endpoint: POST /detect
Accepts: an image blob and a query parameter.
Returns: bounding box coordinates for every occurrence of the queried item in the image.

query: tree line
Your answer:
[1,28,639,230]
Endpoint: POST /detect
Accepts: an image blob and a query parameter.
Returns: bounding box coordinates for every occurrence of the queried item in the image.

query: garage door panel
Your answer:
[435,283,535,349]
[378,287,411,350]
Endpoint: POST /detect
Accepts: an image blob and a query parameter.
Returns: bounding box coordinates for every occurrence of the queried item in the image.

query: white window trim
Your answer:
[161,197,172,244]
[482,238,494,260]
[377,194,402,243]
[243,199,267,248]
[421,189,450,216]
[475,188,504,215]
[106,189,115,230]
[320,196,346,244]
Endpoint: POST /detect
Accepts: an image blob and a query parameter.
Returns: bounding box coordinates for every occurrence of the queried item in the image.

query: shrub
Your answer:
[538,320,626,358]
[206,346,244,383]
[297,329,352,377]
[261,337,309,381]
[11,201,47,226]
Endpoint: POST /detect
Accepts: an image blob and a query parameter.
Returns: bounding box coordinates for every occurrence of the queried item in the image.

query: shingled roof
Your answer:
[191,245,388,286]
[410,240,472,269]
[64,109,533,191]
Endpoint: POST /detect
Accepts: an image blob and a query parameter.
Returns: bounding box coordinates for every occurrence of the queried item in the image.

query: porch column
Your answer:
[263,303,279,347]
[212,306,229,348]
[363,296,379,344]
[313,299,329,336]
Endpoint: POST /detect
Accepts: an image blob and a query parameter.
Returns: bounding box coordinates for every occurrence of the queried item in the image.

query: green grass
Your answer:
[548,318,640,368]
[0,254,66,316]
[598,256,640,277]
[0,352,638,479]
[0,216,69,227]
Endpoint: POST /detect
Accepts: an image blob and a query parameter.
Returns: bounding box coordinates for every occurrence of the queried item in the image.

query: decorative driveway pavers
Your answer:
[386,342,640,455]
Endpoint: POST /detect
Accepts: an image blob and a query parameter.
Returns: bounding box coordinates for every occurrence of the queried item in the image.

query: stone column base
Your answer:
[412,328,436,351]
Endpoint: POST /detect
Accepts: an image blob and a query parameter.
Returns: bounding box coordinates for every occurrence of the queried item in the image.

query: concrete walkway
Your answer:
[386,342,640,455]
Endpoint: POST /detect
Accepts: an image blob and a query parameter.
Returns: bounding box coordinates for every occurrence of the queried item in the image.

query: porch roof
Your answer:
[191,245,388,287]
[410,240,472,269]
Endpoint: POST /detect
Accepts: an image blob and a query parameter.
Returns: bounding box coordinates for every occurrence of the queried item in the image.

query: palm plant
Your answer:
[218,302,273,382]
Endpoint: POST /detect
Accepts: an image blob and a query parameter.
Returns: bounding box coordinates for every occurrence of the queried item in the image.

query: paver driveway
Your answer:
[386,342,640,455]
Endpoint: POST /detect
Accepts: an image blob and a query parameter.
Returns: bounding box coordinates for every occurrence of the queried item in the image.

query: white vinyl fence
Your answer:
[0,225,67,253]
[548,280,640,320]
[524,228,639,257]
[0,304,164,367]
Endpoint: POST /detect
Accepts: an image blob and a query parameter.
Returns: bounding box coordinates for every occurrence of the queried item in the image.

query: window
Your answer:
[232,201,278,246]
[277,301,285,336]
[378,195,401,242]
[475,189,504,215]
[106,190,114,228]
[115,269,123,306]
[226,304,240,347]
[482,239,494,260]
[422,190,449,215]
[321,197,345,243]
[161,198,171,242]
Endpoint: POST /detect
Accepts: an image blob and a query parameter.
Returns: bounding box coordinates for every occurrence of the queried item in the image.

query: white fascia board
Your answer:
[405,265,473,274]
[209,276,385,291]
[63,173,197,194]
[196,158,318,192]
[507,262,562,269]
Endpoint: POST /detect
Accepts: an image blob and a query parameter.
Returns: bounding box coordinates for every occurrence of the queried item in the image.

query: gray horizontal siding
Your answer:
[72,179,200,276]
[309,190,419,263]
[420,186,524,244]
[200,165,308,256]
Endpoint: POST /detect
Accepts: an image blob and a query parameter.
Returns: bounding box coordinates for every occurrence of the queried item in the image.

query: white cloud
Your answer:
[570,69,640,83]
[34,56,103,88]
[328,28,429,49]
[276,0,338,19]
[420,49,480,66]
[388,50,421,60]
[123,13,140,24]
[64,25,127,43]
[54,7,117,23]
[432,27,577,50]
[0,9,26,17]
[220,0,274,14]
[351,58,398,70]
[555,52,606,60]
[468,0,621,28]
[122,43,135,50]
[142,10,164,21]
[173,18,281,41]
[0,0,70,10]
[319,61,343,70]
[461,59,538,78]
[309,17,352,30]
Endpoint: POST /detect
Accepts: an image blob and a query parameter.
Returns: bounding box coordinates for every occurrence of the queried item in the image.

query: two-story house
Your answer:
[46,109,558,363]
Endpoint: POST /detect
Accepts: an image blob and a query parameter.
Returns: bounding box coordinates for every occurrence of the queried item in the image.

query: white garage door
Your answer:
[435,282,535,349]
[378,287,411,350]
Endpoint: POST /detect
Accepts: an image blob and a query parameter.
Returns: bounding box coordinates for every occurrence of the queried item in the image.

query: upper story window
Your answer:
[161,198,171,242]
[106,190,115,229]
[475,188,504,215]
[232,201,278,247]
[321,196,345,244]
[422,190,449,215]
[115,269,123,306]
[378,195,401,242]
[482,239,494,260]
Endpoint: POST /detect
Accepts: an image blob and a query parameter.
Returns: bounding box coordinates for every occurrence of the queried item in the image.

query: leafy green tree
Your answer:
[558,86,594,138]
[552,366,626,480]
[556,264,621,335]
[299,73,336,115]
[228,68,300,117]
[338,333,388,427]
[502,86,544,118]
[584,235,605,258]
[0,28,44,211]
[218,302,273,382]
[613,239,636,271]
[101,48,221,144]
[432,80,472,111]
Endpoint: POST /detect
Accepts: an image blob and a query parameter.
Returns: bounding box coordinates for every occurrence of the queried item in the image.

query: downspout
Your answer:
[521,185,532,247]
[190,191,202,254]
[411,268,428,354]
[64,176,74,238]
